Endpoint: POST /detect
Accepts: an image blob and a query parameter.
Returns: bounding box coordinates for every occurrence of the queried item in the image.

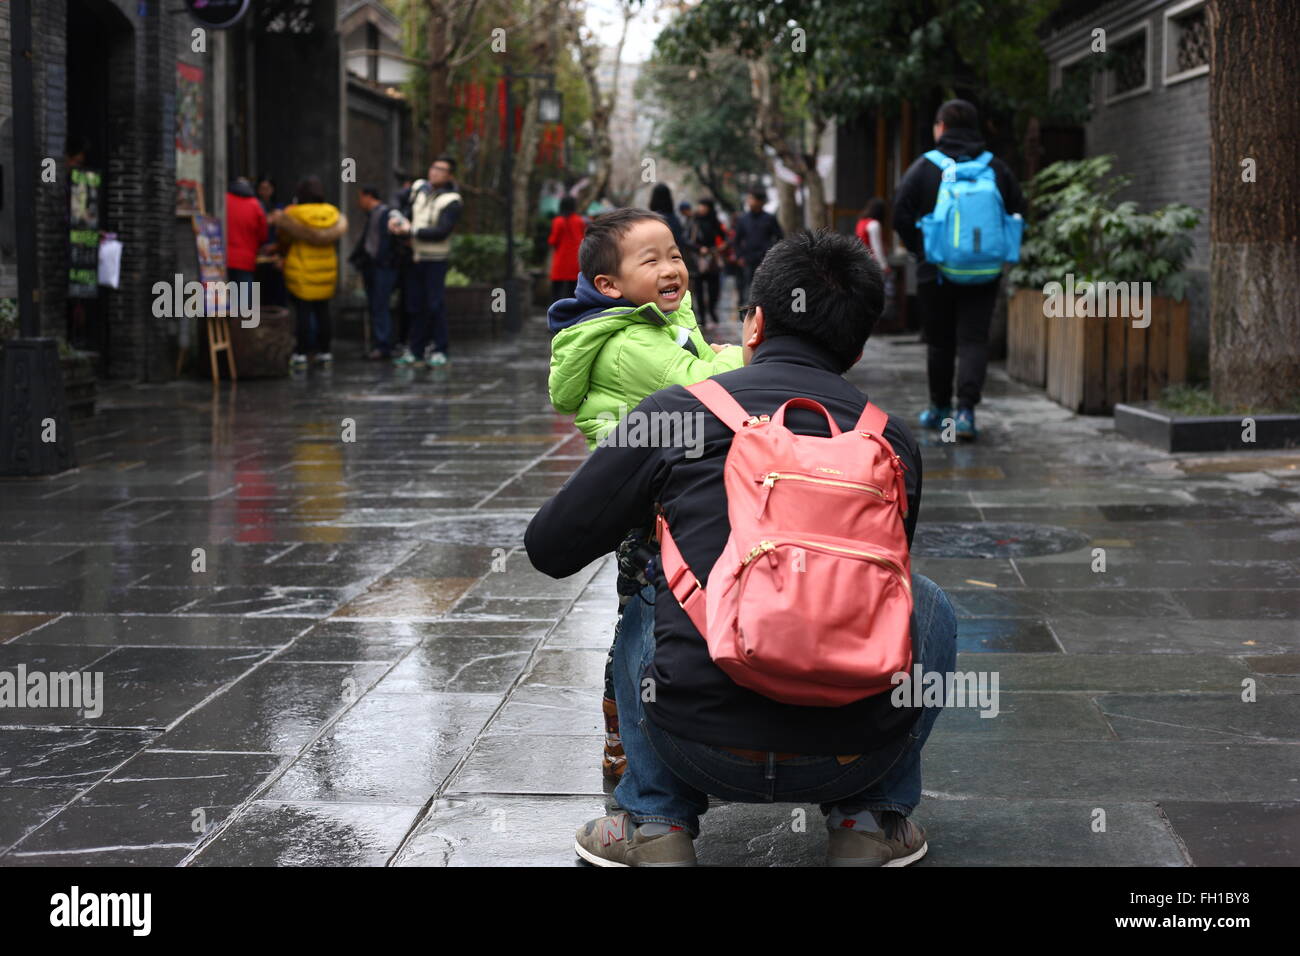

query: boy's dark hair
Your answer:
[433,155,457,173]
[748,230,883,372]
[862,197,886,221]
[559,195,576,216]
[749,188,767,203]
[296,176,325,204]
[935,99,978,131]
[578,208,669,280]
[360,184,381,200]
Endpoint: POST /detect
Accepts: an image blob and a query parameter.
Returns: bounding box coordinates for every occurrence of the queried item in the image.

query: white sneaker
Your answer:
[314,352,333,365]
[290,353,308,367]
[426,351,448,367]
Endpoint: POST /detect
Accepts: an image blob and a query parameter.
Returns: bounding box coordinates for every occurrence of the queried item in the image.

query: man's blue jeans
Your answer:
[362,263,398,354]
[611,573,958,836]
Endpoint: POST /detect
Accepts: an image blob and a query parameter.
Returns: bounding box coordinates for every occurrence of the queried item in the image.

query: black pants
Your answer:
[917,278,1000,410]
[406,259,450,359]
[292,296,331,354]
[695,270,720,324]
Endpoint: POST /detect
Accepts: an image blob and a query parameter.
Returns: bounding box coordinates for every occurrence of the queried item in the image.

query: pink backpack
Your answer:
[658,379,913,707]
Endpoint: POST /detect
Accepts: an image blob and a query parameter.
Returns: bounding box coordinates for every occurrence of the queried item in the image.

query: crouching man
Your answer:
[525,231,958,867]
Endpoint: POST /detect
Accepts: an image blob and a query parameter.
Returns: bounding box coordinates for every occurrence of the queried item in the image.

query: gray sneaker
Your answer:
[574,813,697,867]
[826,811,927,867]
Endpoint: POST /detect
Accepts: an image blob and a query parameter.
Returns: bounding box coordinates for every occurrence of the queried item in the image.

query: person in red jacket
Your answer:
[547,196,586,301]
[226,176,268,295]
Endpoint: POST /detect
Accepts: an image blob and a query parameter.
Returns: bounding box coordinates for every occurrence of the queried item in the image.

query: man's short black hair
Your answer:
[432,155,457,173]
[360,184,381,200]
[749,230,883,372]
[578,208,669,280]
[749,188,767,203]
[935,99,979,131]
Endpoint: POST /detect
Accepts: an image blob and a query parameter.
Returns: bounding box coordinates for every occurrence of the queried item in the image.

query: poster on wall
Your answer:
[175,62,204,216]
[68,167,101,299]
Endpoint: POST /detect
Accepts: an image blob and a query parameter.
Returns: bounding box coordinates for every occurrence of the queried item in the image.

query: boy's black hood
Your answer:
[936,127,988,162]
[547,273,636,332]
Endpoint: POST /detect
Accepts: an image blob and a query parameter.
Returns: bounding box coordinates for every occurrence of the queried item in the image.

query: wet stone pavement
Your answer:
[1,315,1298,867]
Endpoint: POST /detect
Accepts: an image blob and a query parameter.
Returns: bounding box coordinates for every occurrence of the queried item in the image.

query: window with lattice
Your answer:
[259,0,318,35]
[1165,1,1210,83]
[1106,28,1149,100]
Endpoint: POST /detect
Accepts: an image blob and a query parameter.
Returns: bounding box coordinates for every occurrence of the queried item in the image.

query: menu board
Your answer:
[192,214,227,315]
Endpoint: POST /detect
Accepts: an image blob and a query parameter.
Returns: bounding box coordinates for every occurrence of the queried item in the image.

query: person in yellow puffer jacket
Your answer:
[270,175,348,367]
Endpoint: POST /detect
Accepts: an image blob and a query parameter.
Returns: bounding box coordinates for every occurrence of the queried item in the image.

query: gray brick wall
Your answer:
[0,6,13,302]
[1044,0,1212,377]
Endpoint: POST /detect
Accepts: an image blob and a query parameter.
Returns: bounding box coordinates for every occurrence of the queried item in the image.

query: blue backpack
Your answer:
[917,150,1023,284]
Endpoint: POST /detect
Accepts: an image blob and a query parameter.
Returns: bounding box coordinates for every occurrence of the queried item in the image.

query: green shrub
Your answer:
[1009,156,1201,299]
[449,233,533,285]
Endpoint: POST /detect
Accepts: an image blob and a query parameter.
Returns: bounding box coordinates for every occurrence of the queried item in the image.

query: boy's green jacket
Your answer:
[547,277,744,448]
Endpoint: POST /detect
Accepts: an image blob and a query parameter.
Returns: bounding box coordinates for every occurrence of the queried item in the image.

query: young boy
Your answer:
[547,208,743,780]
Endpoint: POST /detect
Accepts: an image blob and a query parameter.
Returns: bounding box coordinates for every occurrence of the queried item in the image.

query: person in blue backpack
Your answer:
[893,100,1025,440]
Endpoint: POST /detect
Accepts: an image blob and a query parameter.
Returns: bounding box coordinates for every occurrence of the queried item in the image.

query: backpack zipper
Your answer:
[736,538,910,594]
[754,470,889,519]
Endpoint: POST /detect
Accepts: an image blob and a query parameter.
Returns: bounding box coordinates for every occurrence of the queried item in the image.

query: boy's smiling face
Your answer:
[593,219,688,313]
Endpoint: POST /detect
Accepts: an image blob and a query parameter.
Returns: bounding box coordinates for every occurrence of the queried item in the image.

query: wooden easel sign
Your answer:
[190,213,238,383]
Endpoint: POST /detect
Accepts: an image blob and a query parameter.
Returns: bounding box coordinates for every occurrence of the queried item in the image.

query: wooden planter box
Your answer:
[1007,288,1048,387]
[444,283,500,338]
[1046,295,1189,414]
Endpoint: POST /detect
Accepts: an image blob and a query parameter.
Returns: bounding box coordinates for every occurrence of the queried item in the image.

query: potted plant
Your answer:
[442,233,532,338]
[1007,156,1201,412]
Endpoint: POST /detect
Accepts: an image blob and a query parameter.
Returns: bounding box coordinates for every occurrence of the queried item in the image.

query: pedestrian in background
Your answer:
[389,156,463,369]
[270,175,347,368]
[547,195,586,302]
[732,188,783,307]
[225,176,267,300]
[691,198,725,328]
[349,184,401,360]
[255,173,288,307]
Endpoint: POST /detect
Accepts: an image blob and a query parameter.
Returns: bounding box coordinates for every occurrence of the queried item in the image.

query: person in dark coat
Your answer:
[892,99,1025,440]
[348,185,402,359]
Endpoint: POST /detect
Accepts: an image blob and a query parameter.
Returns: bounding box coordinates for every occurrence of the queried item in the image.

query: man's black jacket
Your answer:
[733,210,784,269]
[892,126,1026,284]
[526,335,924,754]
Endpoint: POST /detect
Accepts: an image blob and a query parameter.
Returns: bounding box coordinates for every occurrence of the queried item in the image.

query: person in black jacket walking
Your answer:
[526,231,958,867]
[349,185,402,359]
[892,100,1024,440]
[732,188,784,307]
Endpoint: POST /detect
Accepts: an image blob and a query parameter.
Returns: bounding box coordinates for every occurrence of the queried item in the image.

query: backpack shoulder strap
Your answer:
[924,149,954,169]
[972,151,993,167]
[686,379,751,433]
[854,401,889,437]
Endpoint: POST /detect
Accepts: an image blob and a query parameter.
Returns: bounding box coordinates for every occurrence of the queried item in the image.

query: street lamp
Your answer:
[502,68,562,334]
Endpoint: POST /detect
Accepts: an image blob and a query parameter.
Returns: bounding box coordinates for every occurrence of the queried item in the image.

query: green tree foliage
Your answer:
[1009,156,1202,297]
[637,51,766,211]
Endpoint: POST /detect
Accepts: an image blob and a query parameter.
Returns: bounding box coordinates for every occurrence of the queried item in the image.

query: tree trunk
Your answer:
[775,175,802,233]
[511,76,543,266]
[1208,0,1300,407]
[568,1,630,212]
[426,2,451,159]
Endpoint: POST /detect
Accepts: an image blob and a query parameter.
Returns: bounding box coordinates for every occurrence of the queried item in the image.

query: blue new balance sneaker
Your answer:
[955,407,977,440]
[918,405,953,430]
